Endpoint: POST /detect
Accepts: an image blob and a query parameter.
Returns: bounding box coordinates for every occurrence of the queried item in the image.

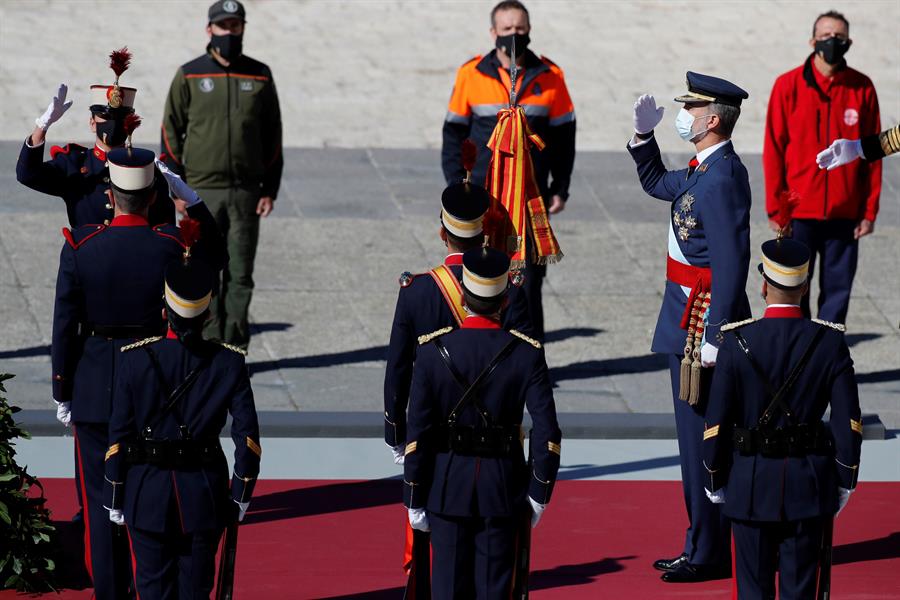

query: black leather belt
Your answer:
[435,424,522,458]
[85,324,162,339]
[733,422,834,458]
[124,439,223,470]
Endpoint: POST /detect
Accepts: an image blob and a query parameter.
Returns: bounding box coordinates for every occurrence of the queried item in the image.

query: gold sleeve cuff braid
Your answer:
[849,419,863,435]
[547,441,561,455]
[879,124,900,157]
[246,437,262,457]
[703,425,720,440]
[405,441,418,456]
[105,443,120,461]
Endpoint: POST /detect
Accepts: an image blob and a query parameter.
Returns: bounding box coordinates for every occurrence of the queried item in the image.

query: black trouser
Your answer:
[790,219,858,323]
[430,513,516,600]
[73,423,134,600]
[732,517,826,600]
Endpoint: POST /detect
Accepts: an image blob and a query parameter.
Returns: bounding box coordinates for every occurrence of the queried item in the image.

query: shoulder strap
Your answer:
[429,265,467,327]
[142,347,213,438]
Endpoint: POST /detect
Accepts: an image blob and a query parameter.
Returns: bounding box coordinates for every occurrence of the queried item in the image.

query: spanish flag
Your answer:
[484,106,563,268]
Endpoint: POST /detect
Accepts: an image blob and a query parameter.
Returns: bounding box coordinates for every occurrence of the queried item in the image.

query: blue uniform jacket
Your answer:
[628,136,751,353]
[702,310,862,522]
[16,140,175,227]
[104,337,260,534]
[403,318,561,518]
[51,207,225,421]
[384,254,532,446]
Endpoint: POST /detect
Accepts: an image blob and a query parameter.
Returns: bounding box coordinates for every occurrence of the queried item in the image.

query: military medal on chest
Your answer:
[674,191,698,241]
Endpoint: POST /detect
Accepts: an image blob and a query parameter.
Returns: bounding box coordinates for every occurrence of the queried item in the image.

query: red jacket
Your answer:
[764,54,881,223]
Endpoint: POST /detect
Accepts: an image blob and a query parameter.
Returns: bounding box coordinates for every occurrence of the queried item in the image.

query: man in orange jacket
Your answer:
[763,10,881,324]
[442,0,576,341]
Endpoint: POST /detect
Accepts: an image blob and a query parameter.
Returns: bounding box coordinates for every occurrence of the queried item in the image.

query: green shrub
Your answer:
[0,373,56,592]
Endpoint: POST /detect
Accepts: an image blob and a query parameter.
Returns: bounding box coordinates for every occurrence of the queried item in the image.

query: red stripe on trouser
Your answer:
[731,533,737,599]
[403,518,414,572]
[125,526,142,600]
[74,428,93,579]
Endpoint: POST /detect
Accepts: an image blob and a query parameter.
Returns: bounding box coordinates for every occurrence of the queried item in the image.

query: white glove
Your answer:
[633,94,665,135]
[700,343,718,368]
[54,400,71,427]
[35,84,73,131]
[836,487,853,516]
[108,509,125,526]
[154,159,201,207]
[817,139,863,170]
[528,496,546,528]
[234,500,250,522]
[705,487,726,504]
[389,444,405,465]
[408,507,430,532]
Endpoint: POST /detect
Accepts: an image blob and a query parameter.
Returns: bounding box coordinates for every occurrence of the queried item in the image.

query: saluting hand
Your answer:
[633,94,665,135]
[36,83,73,132]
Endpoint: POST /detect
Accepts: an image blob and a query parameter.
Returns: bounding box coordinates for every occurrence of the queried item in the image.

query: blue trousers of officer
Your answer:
[668,355,731,566]
[732,517,826,600]
[74,423,134,600]
[127,507,221,600]
[430,513,516,600]
[791,219,858,324]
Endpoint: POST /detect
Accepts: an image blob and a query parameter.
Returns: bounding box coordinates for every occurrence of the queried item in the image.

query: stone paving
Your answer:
[0,1,898,426]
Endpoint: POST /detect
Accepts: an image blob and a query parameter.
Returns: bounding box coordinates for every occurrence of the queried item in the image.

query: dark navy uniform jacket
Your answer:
[628,136,752,352]
[16,140,175,227]
[403,316,561,517]
[51,207,225,422]
[105,335,260,533]
[384,253,532,446]
[702,306,862,522]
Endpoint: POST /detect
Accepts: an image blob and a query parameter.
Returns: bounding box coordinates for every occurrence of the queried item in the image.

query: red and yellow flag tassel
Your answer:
[484,107,563,268]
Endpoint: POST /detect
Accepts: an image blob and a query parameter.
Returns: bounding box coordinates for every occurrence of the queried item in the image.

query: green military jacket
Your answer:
[161,50,283,198]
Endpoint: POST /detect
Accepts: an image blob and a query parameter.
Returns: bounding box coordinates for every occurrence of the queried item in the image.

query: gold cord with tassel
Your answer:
[688,292,711,406]
[679,296,703,401]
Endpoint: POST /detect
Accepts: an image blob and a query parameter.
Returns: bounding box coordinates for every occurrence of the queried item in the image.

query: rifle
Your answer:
[403,529,432,600]
[816,517,834,600]
[215,521,239,600]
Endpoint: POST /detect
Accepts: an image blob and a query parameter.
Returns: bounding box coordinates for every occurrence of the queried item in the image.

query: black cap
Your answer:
[674,71,749,107]
[758,238,811,290]
[164,258,215,319]
[462,247,510,300]
[209,0,246,23]
[441,182,491,238]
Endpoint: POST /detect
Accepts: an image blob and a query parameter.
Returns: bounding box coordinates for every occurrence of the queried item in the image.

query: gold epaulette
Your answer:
[721,318,756,332]
[812,318,846,332]
[217,341,248,356]
[120,336,163,352]
[418,327,453,345]
[509,329,541,349]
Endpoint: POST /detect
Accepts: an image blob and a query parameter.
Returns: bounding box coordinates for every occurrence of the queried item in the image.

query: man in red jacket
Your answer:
[763,10,881,324]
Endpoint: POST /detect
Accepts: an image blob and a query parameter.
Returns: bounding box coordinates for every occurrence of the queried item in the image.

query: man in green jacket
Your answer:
[161,0,283,349]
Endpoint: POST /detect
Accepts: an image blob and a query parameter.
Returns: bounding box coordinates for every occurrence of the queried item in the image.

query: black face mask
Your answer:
[495,33,530,60]
[210,33,243,62]
[815,37,850,65]
[95,119,127,147]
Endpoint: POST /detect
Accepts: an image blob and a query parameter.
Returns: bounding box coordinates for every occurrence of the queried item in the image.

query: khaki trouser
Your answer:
[197,187,260,348]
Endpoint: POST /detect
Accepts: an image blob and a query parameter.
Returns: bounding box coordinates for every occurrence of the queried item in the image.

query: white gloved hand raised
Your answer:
[816,139,863,170]
[35,84,73,132]
[528,496,546,528]
[836,487,853,516]
[705,487,726,504]
[54,400,71,427]
[633,94,665,135]
[701,343,719,368]
[234,500,250,522]
[154,159,201,207]
[389,444,405,465]
[108,509,125,526]
[408,507,430,532]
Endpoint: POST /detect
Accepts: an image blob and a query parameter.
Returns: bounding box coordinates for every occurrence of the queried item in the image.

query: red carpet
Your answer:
[4,479,898,599]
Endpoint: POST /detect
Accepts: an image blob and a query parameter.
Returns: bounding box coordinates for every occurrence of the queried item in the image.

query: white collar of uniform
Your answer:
[696,139,731,165]
[767,304,801,309]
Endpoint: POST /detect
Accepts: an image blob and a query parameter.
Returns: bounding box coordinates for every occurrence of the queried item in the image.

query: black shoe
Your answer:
[661,562,731,583]
[653,553,688,572]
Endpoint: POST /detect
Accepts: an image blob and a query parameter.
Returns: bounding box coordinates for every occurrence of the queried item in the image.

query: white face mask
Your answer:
[675,108,712,142]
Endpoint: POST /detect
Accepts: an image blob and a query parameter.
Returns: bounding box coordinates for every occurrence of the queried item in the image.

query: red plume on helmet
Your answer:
[773,189,800,238]
[462,139,477,183]
[123,113,142,155]
[109,47,131,83]
[179,218,202,259]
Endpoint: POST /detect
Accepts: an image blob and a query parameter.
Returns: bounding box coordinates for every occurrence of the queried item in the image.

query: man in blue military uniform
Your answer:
[384,177,531,463]
[16,50,174,227]
[404,246,561,599]
[104,257,260,600]
[51,146,224,600]
[628,72,752,582]
[702,237,862,599]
